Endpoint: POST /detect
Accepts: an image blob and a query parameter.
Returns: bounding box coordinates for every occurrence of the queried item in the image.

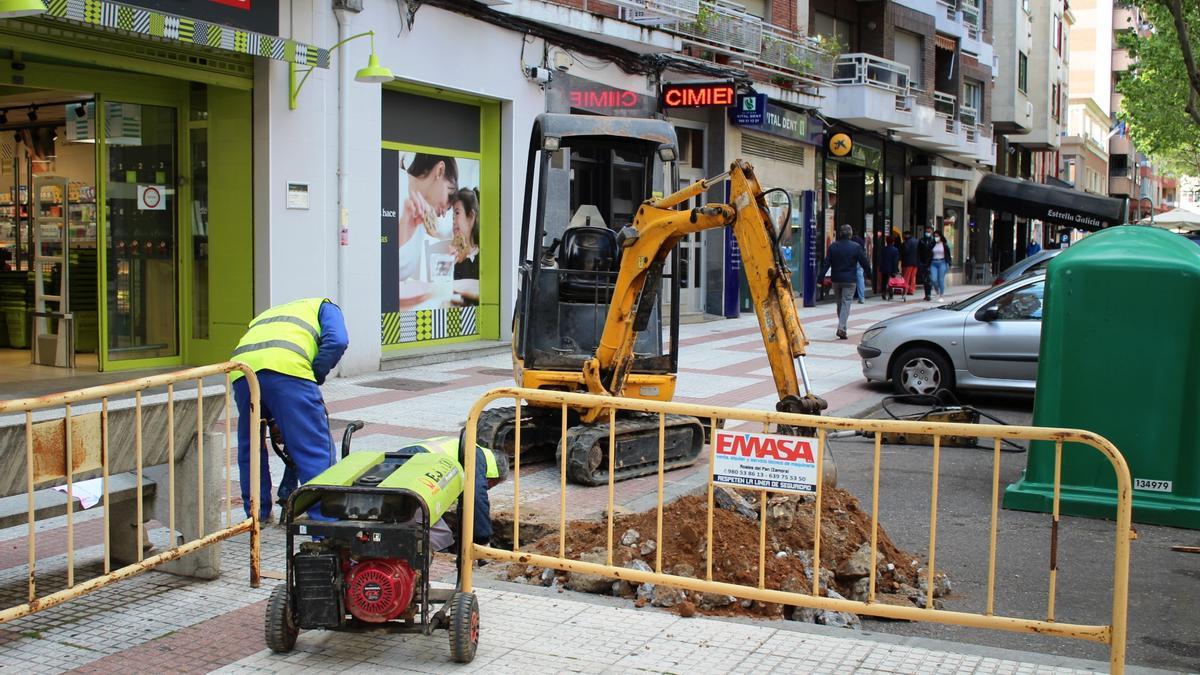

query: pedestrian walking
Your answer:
[881,236,901,300]
[1027,239,1041,258]
[819,224,872,340]
[901,231,920,293]
[852,234,866,303]
[930,231,950,301]
[918,226,935,301]
[231,297,349,521]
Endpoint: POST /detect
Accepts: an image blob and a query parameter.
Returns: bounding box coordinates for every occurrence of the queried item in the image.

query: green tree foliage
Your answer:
[1116,1,1200,174]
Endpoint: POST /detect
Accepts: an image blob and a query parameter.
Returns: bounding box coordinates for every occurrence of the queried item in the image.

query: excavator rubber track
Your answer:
[477,406,706,486]
[559,412,706,486]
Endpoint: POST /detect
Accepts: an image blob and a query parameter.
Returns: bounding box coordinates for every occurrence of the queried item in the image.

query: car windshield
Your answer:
[939,285,1000,310]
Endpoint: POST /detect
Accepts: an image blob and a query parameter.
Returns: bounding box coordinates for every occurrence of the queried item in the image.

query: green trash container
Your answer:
[1004,226,1200,528]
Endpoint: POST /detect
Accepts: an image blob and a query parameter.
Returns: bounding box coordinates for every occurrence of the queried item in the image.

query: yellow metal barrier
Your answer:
[461,387,1132,674]
[0,362,262,623]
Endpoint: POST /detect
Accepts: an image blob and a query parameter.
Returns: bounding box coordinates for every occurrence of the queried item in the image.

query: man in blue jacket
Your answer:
[819,225,873,340]
[231,298,349,521]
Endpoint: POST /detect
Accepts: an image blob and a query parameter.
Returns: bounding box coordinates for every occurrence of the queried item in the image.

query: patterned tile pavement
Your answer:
[0,288,1146,673]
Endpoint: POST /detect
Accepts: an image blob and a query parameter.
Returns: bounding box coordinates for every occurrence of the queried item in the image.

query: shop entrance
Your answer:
[1,86,183,377]
[0,41,254,390]
[1,87,101,381]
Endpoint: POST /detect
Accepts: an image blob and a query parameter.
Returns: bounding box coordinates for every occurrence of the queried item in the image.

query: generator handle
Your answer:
[341,420,366,458]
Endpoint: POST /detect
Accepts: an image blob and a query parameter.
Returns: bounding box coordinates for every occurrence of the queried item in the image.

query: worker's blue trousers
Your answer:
[234,371,335,519]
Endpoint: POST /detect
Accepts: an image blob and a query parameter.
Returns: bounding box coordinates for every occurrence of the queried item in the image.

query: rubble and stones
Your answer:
[503,488,946,625]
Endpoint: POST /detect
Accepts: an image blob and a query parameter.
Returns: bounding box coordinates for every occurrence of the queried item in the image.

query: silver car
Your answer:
[858,272,1046,395]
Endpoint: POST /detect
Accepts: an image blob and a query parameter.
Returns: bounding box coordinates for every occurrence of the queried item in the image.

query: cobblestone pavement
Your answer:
[1,289,1164,673]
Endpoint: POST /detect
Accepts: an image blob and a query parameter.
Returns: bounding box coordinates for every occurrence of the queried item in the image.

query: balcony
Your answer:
[665,0,762,56]
[934,91,957,117]
[1112,48,1134,72]
[758,25,835,81]
[819,53,913,131]
[959,104,978,127]
[959,0,981,40]
[615,0,699,26]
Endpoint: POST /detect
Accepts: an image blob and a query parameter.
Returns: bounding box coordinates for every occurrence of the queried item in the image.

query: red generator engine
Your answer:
[344,558,417,623]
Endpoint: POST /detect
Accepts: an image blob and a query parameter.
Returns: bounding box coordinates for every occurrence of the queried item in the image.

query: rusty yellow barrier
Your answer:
[0,362,262,623]
[460,388,1132,674]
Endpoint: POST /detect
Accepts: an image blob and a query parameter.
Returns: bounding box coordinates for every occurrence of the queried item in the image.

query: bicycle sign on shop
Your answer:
[712,429,818,493]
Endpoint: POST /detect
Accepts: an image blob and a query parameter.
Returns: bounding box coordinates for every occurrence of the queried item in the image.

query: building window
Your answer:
[962,80,982,125]
[1018,53,1029,93]
[814,11,853,51]
[895,31,925,90]
[1064,159,1077,185]
[1023,0,1031,13]
[1053,14,1063,52]
[1051,84,1061,121]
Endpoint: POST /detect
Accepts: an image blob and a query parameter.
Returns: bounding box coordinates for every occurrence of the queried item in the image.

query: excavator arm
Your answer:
[580,159,828,422]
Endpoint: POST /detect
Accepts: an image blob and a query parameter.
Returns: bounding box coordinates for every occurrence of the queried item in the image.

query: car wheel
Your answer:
[891,347,954,396]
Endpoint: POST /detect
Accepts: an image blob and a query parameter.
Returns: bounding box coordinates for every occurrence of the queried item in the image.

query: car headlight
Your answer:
[861,326,886,344]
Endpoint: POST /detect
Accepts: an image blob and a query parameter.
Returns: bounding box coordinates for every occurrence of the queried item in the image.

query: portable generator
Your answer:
[265,432,481,664]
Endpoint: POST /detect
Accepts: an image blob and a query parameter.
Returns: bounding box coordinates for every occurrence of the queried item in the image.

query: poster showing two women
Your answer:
[381,150,481,346]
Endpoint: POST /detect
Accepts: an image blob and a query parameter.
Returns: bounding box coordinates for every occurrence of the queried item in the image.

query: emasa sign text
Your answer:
[712,430,819,494]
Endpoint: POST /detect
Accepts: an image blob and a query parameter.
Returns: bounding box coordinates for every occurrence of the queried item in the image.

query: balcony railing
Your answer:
[960,0,981,39]
[934,91,957,117]
[960,103,978,127]
[833,53,910,93]
[617,0,700,26]
[667,1,762,55]
[938,0,957,21]
[758,25,835,80]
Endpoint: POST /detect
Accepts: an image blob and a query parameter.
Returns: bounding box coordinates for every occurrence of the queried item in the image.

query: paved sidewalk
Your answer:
[5,286,1166,674]
[221,581,1129,674]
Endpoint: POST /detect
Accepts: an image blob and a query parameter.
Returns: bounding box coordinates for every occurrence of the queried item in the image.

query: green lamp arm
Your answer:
[289,30,378,110]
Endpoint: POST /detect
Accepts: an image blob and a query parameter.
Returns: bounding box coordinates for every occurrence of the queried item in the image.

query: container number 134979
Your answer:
[1134,478,1172,493]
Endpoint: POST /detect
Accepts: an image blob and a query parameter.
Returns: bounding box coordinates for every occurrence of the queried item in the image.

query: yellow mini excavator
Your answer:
[476,113,828,485]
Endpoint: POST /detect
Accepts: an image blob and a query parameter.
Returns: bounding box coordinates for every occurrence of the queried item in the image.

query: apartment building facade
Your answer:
[991,0,1071,263]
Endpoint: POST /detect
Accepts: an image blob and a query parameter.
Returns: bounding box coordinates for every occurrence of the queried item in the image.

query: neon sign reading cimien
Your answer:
[661,83,735,108]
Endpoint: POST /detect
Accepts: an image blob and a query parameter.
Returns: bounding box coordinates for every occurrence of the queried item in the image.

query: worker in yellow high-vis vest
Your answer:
[232,298,349,521]
[396,430,507,548]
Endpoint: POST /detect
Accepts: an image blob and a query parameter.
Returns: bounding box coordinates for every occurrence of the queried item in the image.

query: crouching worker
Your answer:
[231,297,348,522]
[396,431,507,551]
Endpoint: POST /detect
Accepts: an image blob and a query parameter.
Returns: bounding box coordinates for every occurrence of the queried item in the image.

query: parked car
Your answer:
[990,249,1062,286]
[858,272,1046,395]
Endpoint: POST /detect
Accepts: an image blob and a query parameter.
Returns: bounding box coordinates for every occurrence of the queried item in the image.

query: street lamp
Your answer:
[289,30,394,110]
[0,0,46,18]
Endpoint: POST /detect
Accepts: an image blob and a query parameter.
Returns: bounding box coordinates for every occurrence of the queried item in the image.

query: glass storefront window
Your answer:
[105,102,178,360]
[190,84,209,340]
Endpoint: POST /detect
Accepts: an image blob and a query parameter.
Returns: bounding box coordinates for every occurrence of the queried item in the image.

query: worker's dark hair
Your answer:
[837,224,853,240]
[403,153,459,185]
[452,187,481,247]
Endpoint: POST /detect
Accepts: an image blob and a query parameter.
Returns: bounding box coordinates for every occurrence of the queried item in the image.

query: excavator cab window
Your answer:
[515,121,681,376]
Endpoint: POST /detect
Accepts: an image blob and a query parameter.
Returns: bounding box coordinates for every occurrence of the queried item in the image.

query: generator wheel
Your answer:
[265,585,298,653]
[447,591,480,663]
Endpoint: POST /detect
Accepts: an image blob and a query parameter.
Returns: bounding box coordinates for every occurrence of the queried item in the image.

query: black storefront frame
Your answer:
[817,128,898,297]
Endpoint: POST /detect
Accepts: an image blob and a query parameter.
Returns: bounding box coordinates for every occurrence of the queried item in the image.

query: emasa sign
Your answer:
[711,429,819,494]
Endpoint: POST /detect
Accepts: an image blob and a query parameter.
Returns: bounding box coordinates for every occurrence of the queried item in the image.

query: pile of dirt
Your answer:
[500,487,947,621]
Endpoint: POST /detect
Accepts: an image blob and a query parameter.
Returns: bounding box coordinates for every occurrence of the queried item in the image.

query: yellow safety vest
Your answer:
[230,298,326,382]
[417,436,501,480]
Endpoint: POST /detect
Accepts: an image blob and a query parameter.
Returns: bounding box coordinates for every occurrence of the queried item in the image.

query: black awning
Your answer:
[974,174,1128,231]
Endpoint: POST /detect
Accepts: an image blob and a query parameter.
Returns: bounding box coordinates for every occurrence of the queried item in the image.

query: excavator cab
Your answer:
[478,113,828,486]
[514,114,682,388]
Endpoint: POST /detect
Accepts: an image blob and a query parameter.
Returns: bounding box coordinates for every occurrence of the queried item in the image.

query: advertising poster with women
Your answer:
[380,149,482,347]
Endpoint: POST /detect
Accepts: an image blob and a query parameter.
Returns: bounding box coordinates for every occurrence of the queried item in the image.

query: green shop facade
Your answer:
[0,0,327,376]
